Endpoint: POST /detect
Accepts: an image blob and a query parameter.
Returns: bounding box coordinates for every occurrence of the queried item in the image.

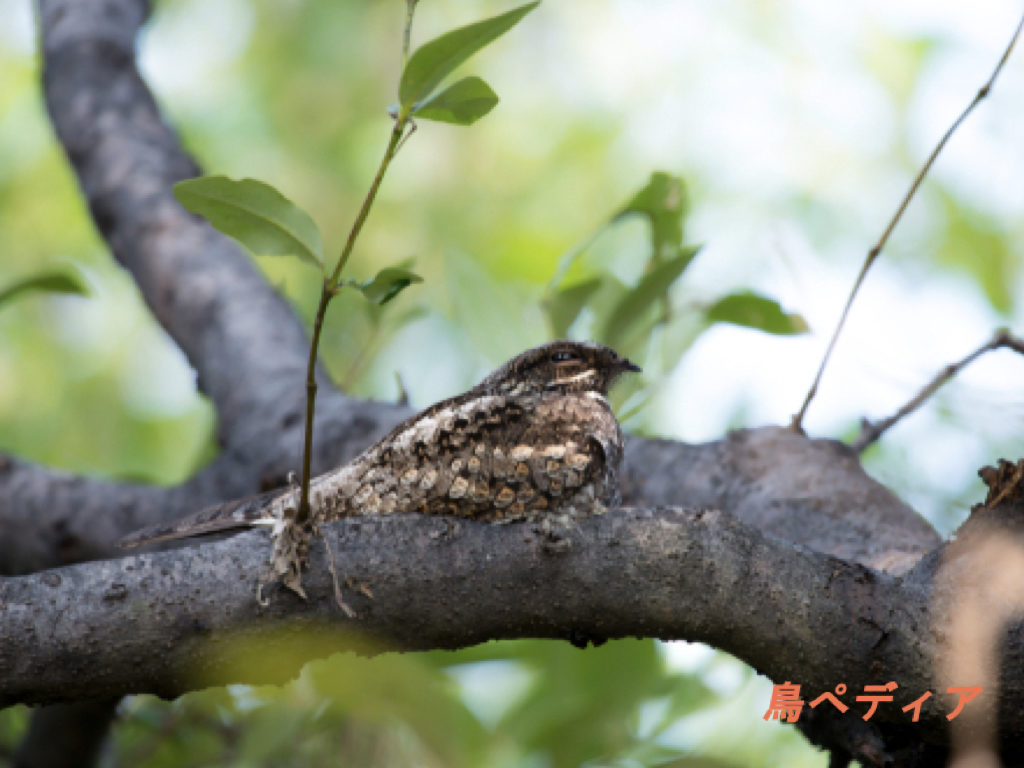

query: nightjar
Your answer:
[120,340,639,594]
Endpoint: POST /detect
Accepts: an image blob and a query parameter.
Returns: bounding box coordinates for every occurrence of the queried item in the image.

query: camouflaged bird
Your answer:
[120,340,639,596]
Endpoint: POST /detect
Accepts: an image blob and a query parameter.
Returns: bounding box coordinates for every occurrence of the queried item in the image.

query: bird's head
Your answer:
[479,340,641,397]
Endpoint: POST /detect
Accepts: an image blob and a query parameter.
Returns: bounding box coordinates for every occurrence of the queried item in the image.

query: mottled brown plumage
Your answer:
[120,341,639,590]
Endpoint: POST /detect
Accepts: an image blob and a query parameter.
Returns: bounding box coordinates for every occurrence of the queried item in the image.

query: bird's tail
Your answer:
[117,488,287,548]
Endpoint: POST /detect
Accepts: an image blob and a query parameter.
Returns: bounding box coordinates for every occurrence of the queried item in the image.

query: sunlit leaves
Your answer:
[602,246,700,349]
[614,172,687,264]
[398,1,539,116]
[432,639,716,768]
[171,174,428,318]
[349,266,423,304]
[706,291,808,335]
[174,176,325,269]
[414,76,499,125]
[0,268,87,310]
[545,169,804,413]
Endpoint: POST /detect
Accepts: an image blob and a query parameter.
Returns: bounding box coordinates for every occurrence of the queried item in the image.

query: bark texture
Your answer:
[3,499,1024,765]
[0,506,930,707]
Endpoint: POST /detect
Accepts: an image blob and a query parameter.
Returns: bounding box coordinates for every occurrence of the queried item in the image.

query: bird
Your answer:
[119,340,640,596]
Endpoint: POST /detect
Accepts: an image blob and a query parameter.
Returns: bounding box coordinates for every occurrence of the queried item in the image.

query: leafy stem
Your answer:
[296,118,412,525]
[172,1,539,528]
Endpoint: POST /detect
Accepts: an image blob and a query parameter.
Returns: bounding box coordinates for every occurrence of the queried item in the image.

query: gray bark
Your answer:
[3,497,1023,766]
[0,507,935,716]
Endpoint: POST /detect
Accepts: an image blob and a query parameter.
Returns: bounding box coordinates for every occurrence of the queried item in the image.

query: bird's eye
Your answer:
[550,351,577,363]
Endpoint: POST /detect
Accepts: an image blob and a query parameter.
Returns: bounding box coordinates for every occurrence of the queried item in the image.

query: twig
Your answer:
[296,118,413,525]
[791,10,1024,432]
[402,0,419,68]
[295,0,420,525]
[852,329,1024,453]
[294,3,421,525]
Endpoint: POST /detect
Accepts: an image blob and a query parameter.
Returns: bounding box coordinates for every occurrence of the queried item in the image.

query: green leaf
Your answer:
[174,176,324,268]
[601,245,700,349]
[543,276,603,338]
[413,76,499,125]
[355,267,423,304]
[706,291,809,335]
[398,2,539,109]
[614,172,687,263]
[497,639,675,767]
[0,269,88,309]
[935,189,1017,314]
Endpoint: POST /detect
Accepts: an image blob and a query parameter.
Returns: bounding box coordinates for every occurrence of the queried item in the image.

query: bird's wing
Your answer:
[119,391,623,546]
[307,391,621,523]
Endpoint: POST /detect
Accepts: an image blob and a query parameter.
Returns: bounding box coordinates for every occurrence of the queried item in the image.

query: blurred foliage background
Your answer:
[2,0,1024,765]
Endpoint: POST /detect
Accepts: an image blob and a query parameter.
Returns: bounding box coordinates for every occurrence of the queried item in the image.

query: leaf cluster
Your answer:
[544,172,807,418]
[98,639,723,768]
[172,2,541,307]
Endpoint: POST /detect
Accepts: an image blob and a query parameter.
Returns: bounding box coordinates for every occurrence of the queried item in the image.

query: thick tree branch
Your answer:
[37,0,324,458]
[0,508,922,707]
[0,399,404,574]
[2,504,1021,764]
[621,427,939,574]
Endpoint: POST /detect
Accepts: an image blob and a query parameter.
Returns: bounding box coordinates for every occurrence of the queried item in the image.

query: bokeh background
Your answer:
[1,0,1023,765]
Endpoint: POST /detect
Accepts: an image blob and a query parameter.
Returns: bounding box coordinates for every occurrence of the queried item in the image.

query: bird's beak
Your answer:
[619,357,641,373]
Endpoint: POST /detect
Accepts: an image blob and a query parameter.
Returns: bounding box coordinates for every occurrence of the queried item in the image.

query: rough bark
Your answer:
[3,499,1024,765]
[38,0,313,457]
[0,509,933,721]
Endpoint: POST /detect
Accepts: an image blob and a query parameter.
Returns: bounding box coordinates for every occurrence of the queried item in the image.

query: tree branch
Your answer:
[0,394,411,573]
[0,507,925,707]
[621,427,939,573]
[2,502,1022,764]
[37,0,325,458]
[791,9,1024,431]
[853,329,1024,453]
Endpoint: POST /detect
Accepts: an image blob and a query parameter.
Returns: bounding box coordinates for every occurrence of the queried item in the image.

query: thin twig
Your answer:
[851,329,1024,453]
[296,0,421,522]
[402,0,419,68]
[296,119,412,525]
[791,10,1024,432]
